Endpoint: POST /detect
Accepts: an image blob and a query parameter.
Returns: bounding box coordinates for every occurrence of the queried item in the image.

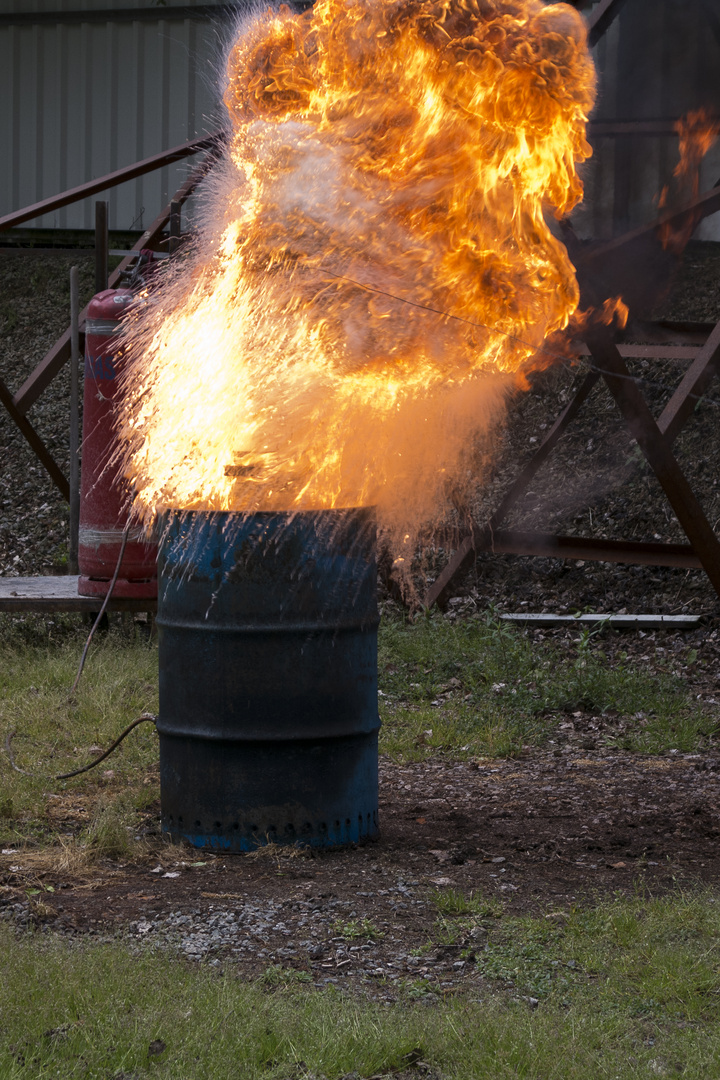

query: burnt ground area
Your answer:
[3,746,720,994]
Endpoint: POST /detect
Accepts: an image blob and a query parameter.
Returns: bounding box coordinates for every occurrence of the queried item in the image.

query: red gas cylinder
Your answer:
[78,289,157,598]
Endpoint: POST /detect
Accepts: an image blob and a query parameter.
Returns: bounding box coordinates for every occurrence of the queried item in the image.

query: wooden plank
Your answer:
[0,576,156,613]
[501,613,702,630]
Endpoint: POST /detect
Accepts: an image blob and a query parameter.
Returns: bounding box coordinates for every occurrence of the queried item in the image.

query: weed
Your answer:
[331,917,384,941]
[0,302,18,332]
[245,840,308,860]
[433,917,465,946]
[402,977,437,1000]
[87,794,134,860]
[260,965,313,989]
[431,887,503,918]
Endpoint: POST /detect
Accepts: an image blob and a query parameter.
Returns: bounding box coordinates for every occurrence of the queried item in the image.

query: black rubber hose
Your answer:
[4,713,157,780]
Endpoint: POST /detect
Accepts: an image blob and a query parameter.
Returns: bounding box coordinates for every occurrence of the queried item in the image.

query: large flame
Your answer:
[118,0,596,544]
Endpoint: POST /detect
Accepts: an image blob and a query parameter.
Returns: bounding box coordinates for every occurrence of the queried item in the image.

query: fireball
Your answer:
[118,0,596,545]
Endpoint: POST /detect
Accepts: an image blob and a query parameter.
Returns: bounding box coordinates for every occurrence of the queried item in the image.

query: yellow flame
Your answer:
[118,0,596,530]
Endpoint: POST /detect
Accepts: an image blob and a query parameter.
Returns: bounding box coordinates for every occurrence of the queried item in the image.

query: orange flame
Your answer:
[659,108,720,252]
[118,0,596,538]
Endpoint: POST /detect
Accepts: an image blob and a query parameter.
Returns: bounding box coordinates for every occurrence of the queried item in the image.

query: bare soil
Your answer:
[3,744,720,994]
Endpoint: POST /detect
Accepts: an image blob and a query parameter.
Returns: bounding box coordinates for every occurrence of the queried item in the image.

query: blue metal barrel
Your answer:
[156,507,380,850]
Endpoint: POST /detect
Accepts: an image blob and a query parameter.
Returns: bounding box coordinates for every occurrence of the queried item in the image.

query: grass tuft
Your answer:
[430,887,503,918]
[87,793,135,860]
[331,917,384,941]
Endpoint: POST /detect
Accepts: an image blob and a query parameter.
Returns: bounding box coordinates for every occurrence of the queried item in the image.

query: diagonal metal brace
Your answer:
[0,377,69,500]
[425,368,599,608]
[658,320,720,444]
[585,330,720,598]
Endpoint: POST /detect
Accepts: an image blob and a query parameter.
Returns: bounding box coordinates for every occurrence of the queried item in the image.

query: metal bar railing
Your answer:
[0,131,224,232]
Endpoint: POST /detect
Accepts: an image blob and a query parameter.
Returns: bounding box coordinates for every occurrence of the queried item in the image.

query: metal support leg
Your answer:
[586,330,720,599]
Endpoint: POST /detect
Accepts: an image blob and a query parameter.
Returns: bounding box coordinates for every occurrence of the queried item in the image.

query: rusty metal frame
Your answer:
[586,0,629,47]
[426,315,720,608]
[0,377,69,500]
[425,128,720,609]
[0,138,224,498]
[0,131,223,232]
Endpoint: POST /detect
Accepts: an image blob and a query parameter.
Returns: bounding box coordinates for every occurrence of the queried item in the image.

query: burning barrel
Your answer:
[156,507,380,850]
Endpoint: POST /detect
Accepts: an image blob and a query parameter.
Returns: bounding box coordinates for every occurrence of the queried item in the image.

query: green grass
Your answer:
[0,610,716,850]
[430,886,503,918]
[378,611,718,760]
[2,889,720,1077]
[0,618,158,850]
[331,916,385,940]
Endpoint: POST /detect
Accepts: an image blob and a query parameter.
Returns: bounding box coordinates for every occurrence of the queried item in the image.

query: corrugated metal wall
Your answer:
[0,1,233,231]
[1,0,719,239]
[577,0,720,240]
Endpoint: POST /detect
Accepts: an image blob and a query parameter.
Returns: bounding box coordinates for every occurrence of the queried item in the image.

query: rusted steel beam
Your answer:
[576,343,702,361]
[468,530,702,570]
[586,331,720,598]
[426,526,702,612]
[489,371,600,527]
[582,182,720,265]
[425,369,600,608]
[0,377,69,500]
[0,5,232,26]
[0,131,224,232]
[588,119,679,137]
[658,321,720,444]
[11,147,222,416]
[586,0,629,47]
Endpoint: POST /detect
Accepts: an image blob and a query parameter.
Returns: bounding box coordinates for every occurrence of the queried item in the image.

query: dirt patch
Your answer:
[3,747,720,994]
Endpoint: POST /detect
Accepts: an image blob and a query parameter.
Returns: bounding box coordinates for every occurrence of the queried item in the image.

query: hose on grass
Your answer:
[4,713,158,781]
[4,528,158,783]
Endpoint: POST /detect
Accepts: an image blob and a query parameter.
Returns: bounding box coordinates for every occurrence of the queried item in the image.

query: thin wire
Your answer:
[307,262,720,412]
[312,262,573,363]
[69,525,130,699]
